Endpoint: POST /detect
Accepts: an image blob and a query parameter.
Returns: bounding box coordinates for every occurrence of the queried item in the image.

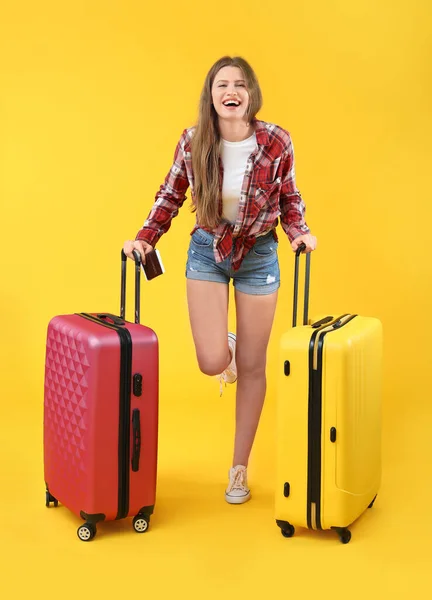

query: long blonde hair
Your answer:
[190,56,263,229]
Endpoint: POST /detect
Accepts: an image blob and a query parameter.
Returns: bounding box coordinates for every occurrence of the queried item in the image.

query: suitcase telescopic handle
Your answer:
[120,249,141,324]
[292,243,311,327]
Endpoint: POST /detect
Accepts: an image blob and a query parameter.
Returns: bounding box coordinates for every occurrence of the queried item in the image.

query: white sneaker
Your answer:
[217,332,237,396]
[225,465,251,504]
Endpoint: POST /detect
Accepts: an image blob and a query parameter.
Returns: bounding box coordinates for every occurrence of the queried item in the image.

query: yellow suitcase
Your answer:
[275,246,383,544]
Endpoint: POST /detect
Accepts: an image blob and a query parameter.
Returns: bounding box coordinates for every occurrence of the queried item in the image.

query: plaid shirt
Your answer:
[135,119,310,271]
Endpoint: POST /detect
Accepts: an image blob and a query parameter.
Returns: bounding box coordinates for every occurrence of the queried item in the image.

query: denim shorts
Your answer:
[185,228,280,295]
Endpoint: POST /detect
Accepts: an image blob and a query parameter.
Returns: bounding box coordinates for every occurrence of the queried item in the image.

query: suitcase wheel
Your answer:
[77,523,97,542]
[339,530,351,544]
[133,514,150,533]
[281,524,295,538]
[333,527,352,544]
[45,491,58,508]
[276,520,295,538]
[368,495,377,509]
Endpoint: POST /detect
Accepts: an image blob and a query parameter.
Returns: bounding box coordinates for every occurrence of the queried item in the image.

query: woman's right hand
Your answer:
[123,239,154,264]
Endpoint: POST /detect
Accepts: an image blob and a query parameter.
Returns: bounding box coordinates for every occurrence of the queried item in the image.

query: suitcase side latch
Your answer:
[330,427,337,443]
[284,482,290,497]
[284,361,290,376]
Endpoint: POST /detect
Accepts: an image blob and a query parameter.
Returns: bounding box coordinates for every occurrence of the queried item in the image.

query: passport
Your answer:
[141,249,165,281]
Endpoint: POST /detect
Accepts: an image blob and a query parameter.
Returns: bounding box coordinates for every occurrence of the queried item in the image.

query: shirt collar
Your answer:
[185,119,270,149]
[252,119,270,146]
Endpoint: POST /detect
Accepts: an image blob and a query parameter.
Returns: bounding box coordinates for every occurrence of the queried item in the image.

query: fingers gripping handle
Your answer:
[292,243,311,327]
[120,249,141,324]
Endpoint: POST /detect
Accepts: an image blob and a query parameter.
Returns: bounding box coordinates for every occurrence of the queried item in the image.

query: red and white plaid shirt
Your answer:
[135,119,310,271]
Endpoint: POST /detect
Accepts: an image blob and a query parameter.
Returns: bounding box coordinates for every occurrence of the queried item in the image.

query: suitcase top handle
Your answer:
[120,249,141,324]
[293,243,311,327]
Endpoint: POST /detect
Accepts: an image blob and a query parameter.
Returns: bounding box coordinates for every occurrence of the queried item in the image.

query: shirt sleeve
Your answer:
[279,136,310,242]
[135,130,190,247]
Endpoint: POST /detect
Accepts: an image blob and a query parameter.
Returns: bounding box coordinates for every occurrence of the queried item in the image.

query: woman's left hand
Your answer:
[291,233,317,253]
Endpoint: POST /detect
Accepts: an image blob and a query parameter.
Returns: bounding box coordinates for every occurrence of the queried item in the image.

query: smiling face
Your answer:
[211,66,250,123]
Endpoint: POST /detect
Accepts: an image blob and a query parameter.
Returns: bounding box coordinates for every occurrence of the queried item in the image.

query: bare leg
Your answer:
[186,280,230,375]
[232,289,278,467]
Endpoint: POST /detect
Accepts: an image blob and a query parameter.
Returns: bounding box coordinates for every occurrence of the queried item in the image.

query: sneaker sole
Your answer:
[225,492,251,505]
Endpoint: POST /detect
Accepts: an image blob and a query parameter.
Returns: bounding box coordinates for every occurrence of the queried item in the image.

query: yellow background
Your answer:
[1,0,431,598]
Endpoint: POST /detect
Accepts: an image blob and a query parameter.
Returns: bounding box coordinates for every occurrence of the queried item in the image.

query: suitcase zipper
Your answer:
[312,315,352,371]
[307,314,357,530]
[78,313,132,520]
[116,325,133,520]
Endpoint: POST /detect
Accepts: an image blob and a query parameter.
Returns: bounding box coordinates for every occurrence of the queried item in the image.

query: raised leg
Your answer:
[186,280,230,375]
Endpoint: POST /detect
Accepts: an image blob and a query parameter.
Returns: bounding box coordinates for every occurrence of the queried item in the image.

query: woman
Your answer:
[123,56,317,505]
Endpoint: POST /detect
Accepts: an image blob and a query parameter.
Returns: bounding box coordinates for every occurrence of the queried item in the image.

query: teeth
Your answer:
[224,101,239,107]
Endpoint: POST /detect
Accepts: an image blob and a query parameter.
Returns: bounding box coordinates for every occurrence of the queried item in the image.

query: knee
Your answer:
[237,357,266,379]
[197,352,228,376]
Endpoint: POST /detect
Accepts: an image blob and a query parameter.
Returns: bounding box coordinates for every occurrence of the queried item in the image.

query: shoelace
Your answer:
[218,368,236,396]
[227,469,247,493]
[218,374,226,397]
[217,343,236,396]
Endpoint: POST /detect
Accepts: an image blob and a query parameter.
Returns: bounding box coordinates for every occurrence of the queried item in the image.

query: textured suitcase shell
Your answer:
[44,313,158,526]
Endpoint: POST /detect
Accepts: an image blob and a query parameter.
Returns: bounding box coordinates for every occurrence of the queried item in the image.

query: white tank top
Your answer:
[221,133,257,223]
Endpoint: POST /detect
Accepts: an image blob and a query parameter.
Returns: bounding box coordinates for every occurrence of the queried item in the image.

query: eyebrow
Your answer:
[215,79,246,84]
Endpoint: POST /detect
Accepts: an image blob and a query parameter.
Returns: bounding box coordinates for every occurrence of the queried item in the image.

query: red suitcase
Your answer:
[43,251,158,541]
